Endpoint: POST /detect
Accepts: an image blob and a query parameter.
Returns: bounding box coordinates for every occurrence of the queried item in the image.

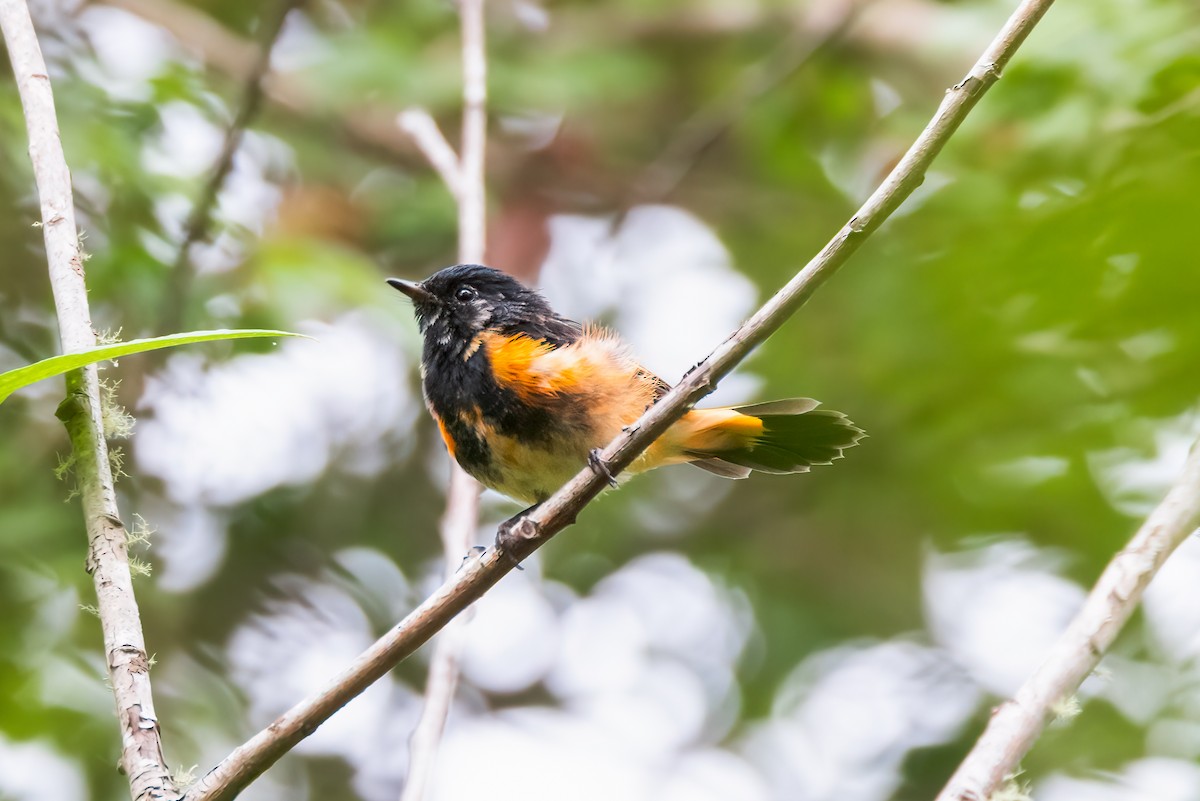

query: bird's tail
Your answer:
[640,398,865,478]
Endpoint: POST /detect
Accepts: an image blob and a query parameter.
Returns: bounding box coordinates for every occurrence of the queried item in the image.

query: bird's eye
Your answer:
[454,286,476,302]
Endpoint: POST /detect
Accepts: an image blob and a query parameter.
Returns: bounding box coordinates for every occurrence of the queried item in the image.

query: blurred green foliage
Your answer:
[1,0,1199,799]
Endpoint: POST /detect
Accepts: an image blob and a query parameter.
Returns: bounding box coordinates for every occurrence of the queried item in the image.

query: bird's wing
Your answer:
[637,367,671,403]
[481,323,661,412]
[506,313,582,348]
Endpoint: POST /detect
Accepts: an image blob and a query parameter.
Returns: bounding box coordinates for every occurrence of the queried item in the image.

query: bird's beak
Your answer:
[387,277,437,305]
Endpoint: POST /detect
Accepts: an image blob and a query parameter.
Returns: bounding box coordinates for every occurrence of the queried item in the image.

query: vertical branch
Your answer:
[457,0,487,266]
[0,2,179,799]
[157,0,302,334]
[401,1,487,799]
[398,479,476,801]
[936,439,1200,801]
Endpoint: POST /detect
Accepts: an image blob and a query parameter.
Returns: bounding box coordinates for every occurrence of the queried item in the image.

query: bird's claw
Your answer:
[496,513,542,570]
[589,449,619,488]
[458,545,487,572]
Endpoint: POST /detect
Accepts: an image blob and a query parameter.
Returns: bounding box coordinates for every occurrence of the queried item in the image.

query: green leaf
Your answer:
[0,329,304,404]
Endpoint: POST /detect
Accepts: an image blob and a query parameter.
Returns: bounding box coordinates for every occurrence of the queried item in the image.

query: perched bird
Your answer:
[389,264,863,548]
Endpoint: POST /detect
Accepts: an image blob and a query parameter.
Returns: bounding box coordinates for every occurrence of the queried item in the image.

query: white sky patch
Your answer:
[1088,410,1200,517]
[538,205,761,407]
[629,466,738,537]
[574,657,710,759]
[145,118,289,271]
[548,554,751,717]
[76,5,179,101]
[0,735,87,801]
[225,568,424,801]
[142,101,225,180]
[434,708,651,801]
[1037,757,1200,801]
[431,711,769,801]
[270,9,330,72]
[655,749,771,801]
[419,553,756,800]
[204,133,290,243]
[743,640,979,801]
[133,501,230,592]
[136,316,418,507]
[459,571,562,694]
[1143,535,1200,665]
[923,538,1086,697]
[1098,653,1180,728]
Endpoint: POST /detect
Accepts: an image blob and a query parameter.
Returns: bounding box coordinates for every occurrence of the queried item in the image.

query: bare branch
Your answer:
[936,439,1200,801]
[399,528,473,801]
[0,1,179,799]
[401,469,482,801]
[183,1,1055,798]
[456,0,487,266]
[401,2,488,797]
[396,108,462,199]
[157,0,303,334]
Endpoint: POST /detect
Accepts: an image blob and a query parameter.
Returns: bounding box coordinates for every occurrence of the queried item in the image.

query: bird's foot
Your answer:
[588,449,619,488]
[495,504,542,569]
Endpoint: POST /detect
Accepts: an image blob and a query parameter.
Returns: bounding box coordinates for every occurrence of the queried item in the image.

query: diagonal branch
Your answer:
[157,0,303,334]
[936,437,1200,801]
[0,1,180,799]
[396,108,462,198]
[183,1,1056,798]
[399,2,488,799]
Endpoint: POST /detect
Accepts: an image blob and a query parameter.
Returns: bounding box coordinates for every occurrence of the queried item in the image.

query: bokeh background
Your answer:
[3,0,1200,799]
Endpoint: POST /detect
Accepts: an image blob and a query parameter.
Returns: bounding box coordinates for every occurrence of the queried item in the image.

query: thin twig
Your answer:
[0,1,180,799]
[399,475,479,801]
[157,0,302,334]
[396,108,462,198]
[456,0,487,265]
[400,2,487,798]
[936,439,1200,801]
[182,1,1055,798]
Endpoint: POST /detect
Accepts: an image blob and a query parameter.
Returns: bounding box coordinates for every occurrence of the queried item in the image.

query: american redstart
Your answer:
[389,264,863,546]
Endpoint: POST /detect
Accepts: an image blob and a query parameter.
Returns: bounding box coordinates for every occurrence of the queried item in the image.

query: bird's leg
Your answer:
[588,449,619,488]
[495,503,542,568]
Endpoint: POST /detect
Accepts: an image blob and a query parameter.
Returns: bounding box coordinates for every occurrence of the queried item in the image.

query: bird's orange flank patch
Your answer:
[482,331,579,399]
[434,414,456,458]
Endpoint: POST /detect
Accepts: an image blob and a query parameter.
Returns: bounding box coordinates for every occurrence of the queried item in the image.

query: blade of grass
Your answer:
[0,329,303,403]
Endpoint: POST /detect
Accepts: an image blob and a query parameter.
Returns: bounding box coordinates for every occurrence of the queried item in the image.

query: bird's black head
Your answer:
[388,264,563,359]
